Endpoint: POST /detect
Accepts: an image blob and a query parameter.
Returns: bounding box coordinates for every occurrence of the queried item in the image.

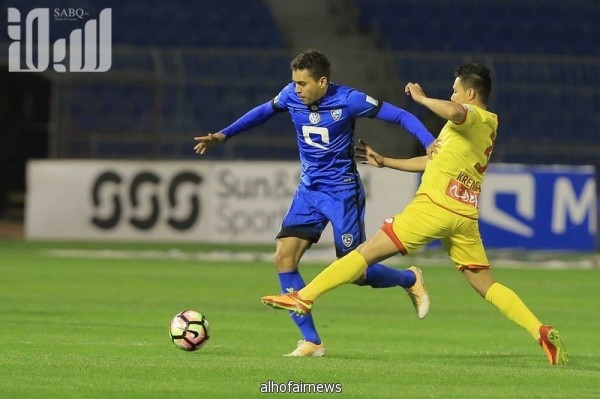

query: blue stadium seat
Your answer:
[356,0,599,164]
[354,0,600,56]
[38,0,290,158]
[107,0,284,48]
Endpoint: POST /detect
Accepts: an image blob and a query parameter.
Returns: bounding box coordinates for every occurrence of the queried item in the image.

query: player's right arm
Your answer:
[194,84,291,155]
[193,101,277,154]
[193,132,227,155]
[355,139,428,172]
[381,155,428,172]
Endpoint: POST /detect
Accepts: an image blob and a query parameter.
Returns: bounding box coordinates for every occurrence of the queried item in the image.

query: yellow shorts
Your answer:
[382,194,489,270]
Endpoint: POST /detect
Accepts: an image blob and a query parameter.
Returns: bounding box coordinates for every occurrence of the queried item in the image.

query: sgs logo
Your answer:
[90,170,203,230]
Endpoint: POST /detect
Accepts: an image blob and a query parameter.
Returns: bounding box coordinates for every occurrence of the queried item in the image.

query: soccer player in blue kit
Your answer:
[194,49,436,356]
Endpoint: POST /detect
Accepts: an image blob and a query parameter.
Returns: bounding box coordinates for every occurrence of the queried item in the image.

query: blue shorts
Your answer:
[277,185,367,258]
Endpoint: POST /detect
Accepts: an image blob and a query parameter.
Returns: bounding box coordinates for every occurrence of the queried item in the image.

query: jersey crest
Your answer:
[342,233,354,247]
[331,108,342,121]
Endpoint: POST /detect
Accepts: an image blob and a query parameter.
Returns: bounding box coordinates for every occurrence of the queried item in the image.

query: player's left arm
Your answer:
[405,82,466,124]
[373,102,436,149]
[347,91,435,149]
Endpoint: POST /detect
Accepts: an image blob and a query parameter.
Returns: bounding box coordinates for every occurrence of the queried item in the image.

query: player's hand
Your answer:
[193,132,226,155]
[405,82,427,103]
[355,139,385,168]
[426,138,441,160]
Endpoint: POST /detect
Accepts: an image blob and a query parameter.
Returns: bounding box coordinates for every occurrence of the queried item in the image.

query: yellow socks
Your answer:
[485,282,542,340]
[300,251,368,301]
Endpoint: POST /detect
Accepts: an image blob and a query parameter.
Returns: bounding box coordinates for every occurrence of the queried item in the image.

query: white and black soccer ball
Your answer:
[169,310,210,351]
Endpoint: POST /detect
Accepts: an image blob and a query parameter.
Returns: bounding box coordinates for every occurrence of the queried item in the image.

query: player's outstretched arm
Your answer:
[374,102,435,149]
[405,82,466,124]
[193,132,227,155]
[192,101,277,155]
[355,139,385,168]
[383,155,428,172]
[355,139,428,172]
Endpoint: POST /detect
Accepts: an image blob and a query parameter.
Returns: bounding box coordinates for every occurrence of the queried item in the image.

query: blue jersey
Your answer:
[219,81,434,248]
[221,85,433,188]
[272,83,379,190]
[272,82,380,190]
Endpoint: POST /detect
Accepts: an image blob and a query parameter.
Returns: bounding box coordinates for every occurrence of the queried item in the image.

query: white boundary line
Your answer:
[44,248,599,270]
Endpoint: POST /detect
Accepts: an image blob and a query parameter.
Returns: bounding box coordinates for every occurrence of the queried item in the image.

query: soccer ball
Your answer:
[169,310,210,351]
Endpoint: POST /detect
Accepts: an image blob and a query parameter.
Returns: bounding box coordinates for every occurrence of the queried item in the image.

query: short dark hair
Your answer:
[291,49,331,81]
[455,63,492,103]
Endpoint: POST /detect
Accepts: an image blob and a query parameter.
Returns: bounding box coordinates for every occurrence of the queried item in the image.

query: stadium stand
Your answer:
[1,0,598,164]
[353,0,600,165]
[17,0,297,159]
[354,0,600,56]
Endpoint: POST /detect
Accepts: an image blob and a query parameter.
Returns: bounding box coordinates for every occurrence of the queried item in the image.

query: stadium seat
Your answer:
[354,0,599,164]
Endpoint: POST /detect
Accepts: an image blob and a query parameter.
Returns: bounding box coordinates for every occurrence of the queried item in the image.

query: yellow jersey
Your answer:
[416,104,498,219]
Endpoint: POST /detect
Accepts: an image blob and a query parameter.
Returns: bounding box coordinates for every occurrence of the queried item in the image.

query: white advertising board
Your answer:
[26,160,419,243]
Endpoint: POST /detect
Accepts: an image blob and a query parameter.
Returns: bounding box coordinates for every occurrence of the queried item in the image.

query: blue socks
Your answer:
[364,263,416,288]
[278,270,321,345]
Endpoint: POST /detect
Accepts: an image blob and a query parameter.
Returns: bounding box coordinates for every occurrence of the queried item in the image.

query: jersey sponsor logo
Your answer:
[309,112,320,124]
[455,172,481,192]
[341,233,354,248]
[330,108,342,121]
[445,179,478,207]
[301,126,329,150]
[365,95,378,106]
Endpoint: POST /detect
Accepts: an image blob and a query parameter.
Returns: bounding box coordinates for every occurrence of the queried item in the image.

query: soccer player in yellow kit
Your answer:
[262,63,568,365]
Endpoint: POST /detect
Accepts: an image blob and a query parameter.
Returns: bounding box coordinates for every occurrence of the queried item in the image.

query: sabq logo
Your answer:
[90,171,203,231]
[53,8,88,21]
[7,7,112,72]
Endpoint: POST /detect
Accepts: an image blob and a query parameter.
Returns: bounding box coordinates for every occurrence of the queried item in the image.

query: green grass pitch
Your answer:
[1,240,599,398]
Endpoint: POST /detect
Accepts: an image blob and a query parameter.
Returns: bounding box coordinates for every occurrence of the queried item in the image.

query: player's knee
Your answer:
[273,250,297,272]
[462,267,495,297]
